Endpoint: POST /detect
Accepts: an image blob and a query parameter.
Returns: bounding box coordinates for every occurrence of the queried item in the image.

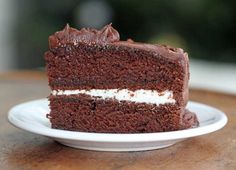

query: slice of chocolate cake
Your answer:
[44,24,199,133]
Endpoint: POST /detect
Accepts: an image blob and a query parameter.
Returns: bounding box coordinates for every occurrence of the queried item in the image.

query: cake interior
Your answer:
[45,24,199,133]
[48,94,198,133]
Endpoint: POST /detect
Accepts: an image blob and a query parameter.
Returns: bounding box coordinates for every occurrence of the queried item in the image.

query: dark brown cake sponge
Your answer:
[45,24,199,133]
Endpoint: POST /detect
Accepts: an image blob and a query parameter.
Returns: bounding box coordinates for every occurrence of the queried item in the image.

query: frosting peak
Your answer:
[49,24,120,49]
[99,24,120,43]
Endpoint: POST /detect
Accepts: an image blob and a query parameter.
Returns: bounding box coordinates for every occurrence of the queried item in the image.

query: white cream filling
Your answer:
[52,89,175,105]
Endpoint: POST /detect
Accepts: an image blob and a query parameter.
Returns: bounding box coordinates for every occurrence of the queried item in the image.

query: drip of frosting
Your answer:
[49,23,120,49]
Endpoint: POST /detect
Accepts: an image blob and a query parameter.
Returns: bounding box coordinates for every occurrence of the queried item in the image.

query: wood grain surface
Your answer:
[0,71,235,170]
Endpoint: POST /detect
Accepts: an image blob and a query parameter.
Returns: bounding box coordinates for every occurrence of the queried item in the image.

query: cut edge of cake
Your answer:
[44,24,199,133]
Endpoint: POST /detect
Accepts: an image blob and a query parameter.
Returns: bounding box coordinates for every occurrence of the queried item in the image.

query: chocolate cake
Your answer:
[44,24,199,133]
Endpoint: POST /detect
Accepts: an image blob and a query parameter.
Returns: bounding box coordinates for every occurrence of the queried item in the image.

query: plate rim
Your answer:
[8,99,228,142]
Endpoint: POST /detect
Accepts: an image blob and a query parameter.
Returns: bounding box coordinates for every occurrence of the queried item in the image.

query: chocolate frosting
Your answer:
[48,23,184,58]
[49,24,120,49]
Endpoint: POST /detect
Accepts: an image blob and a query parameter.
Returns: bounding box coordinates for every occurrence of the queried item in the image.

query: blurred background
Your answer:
[0,0,236,93]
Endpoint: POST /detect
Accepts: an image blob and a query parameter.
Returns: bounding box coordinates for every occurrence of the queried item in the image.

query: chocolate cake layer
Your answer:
[45,42,188,93]
[48,95,198,133]
[45,24,199,133]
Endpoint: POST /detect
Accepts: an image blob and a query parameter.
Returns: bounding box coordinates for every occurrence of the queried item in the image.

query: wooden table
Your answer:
[0,71,236,170]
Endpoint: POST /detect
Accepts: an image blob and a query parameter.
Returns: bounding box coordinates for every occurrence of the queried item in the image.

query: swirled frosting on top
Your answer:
[49,24,120,49]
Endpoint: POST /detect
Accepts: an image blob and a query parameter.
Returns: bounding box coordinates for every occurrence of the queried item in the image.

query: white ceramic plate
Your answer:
[8,99,227,152]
